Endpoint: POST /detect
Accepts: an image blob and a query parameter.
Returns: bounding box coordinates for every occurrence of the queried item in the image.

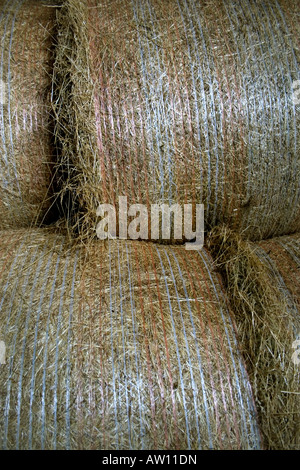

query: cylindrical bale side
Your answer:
[254,235,300,449]
[0,0,56,229]
[207,227,300,450]
[257,233,300,316]
[53,0,299,241]
[0,229,262,450]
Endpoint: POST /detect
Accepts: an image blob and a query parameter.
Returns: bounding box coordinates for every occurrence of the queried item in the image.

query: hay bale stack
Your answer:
[53,0,299,241]
[207,226,300,450]
[0,229,262,449]
[0,0,56,229]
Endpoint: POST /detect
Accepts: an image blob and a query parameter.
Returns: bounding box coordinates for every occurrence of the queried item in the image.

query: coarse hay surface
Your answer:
[257,233,300,316]
[52,0,300,242]
[207,226,300,450]
[0,0,57,229]
[0,228,262,450]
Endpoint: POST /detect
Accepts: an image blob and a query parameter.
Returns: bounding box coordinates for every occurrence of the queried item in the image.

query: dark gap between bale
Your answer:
[207,226,300,450]
[0,228,263,450]
[52,0,299,242]
[0,0,59,229]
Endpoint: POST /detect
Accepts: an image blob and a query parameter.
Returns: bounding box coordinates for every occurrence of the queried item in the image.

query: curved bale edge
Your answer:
[207,226,300,450]
[0,0,58,229]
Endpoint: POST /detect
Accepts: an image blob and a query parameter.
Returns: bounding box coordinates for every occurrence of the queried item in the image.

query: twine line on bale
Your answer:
[52,0,299,242]
[257,235,300,326]
[0,0,57,229]
[0,228,263,450]
[207,226,300,450]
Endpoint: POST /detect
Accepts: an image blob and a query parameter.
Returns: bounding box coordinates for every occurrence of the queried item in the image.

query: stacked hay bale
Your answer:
[0,0,56,229]
[0,0,298,452]
[53,0,299,241]
[208,227,300,450]
[0,229,262,449]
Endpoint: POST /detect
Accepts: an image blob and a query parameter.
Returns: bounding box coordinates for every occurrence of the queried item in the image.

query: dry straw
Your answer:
[0,228,262,450]
[52,0,300,241]
[0,0,57,229]
[207,226,300,450]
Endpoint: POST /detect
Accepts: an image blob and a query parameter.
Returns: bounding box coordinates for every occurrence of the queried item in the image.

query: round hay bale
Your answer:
[0,0,57,229]
[207,226,300,450]
[53,0,300,241]
[0,229,262,450]
[257,233,300,316]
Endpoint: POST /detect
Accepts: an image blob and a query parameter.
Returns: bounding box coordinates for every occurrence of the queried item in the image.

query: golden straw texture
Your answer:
[0,0,56,229]
[0,229,262,449]
[53,0,300,241]
[208,226,300,449]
